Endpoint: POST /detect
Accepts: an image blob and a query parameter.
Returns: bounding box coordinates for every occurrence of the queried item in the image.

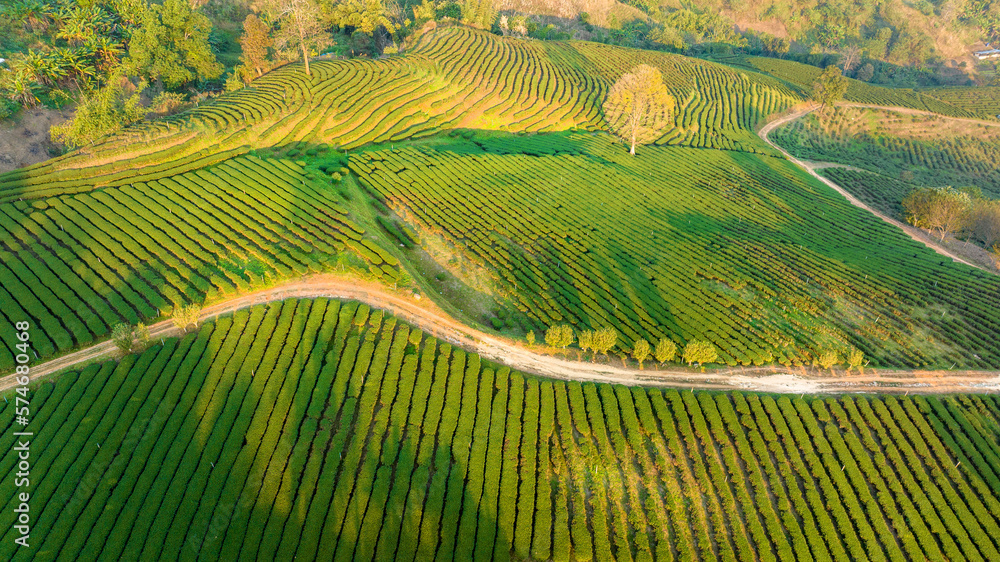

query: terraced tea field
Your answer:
[0,26,799,202]
[769,106,1000,200]
[734,57,986,118]
[3,299,1000,561]
[0,25,997,376]
[353,132,1000,369]
[0,155,399,371]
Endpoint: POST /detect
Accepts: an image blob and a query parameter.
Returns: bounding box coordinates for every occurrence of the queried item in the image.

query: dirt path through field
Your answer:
[3,275,997,395]
[758,105,987,271]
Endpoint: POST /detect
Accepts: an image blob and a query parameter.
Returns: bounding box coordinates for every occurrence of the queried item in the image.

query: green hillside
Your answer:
[4,299,1000,560]
[0,25,802,201]
[1,26,999,371]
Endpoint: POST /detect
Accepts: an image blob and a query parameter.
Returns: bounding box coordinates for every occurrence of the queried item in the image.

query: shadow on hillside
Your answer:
[2,302,516,558]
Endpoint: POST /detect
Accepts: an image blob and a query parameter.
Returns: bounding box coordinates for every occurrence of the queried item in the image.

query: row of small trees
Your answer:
[111,304,202,356]
[527,323,867,373]
[528,324,719,369]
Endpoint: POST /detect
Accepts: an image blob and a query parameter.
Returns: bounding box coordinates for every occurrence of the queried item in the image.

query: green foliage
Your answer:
[329,0,397,35]
[655,337,677,364]
[254,0,331,76]
[816,349,840,370]
[111,322,134,355]
[10,302,1000,559]
[526,329,535,345]
[4,26,1000,372]
[846,347,864,373]
[172,303,202,332]
[578,329,594,354]
[593,327,618,356]
[461,0,496,29]
[856,62,874,82]
[903,186,972,242]
[124,0,223,89]
[812,65,847,110]
[545,323,573,348]
[111,321,148,355]
[683,340,717,366]
[603,64,674,155]
[50,76,146,148]
[238,13,274,81]
[632,338,651,368]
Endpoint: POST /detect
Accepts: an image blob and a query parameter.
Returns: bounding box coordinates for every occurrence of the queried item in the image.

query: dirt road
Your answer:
[3,275,997,395]
[758,105,986,271]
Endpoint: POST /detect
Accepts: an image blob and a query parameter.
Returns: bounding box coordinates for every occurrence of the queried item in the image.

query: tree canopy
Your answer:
[682,340,717,366]
[902,186,972,242]
[812,64,848,110]
[603,64,674,155]
[238,14,274,82]
[124,0,222,89]
[254,0,332,77]
[329,0,397,35]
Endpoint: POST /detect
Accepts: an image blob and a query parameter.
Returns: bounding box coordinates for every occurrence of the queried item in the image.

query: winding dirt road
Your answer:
[758,105,985,270]
[3,275,997,395]
[4,105,999,395]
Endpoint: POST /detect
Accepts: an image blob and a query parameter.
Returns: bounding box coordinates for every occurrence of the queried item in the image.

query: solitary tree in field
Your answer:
[111,322,150,355]
[812,65,848,111]
[112,323,134,355]
[239,14,274,80]
[632,338,651,369]
[526,330,536,345]
[603,64,675,155]
[254,0,331,77]
[683,340,717,367]
[172,304,202,332]
[654,337,676,365]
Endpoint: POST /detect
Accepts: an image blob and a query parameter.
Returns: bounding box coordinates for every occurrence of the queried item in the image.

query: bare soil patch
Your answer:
[0,107,69,173]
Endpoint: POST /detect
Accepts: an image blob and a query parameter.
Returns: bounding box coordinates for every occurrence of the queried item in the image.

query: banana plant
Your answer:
[0,66,42,107]
[87,36,124,71]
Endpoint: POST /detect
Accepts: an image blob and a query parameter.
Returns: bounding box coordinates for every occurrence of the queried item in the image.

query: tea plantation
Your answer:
[3,299,1000,561]
[354,132,1000,368]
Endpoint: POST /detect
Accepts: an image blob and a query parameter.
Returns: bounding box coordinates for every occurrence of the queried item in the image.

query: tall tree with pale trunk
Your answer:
[254,0,331,77]
[603,64,674,155]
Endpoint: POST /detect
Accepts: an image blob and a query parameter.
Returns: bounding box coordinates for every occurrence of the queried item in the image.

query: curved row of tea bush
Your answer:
[769,107,1000,199]
[2,298,1000,560]
[0,156,394,369]
[352,133,1000,368]
[0,26,806,202]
